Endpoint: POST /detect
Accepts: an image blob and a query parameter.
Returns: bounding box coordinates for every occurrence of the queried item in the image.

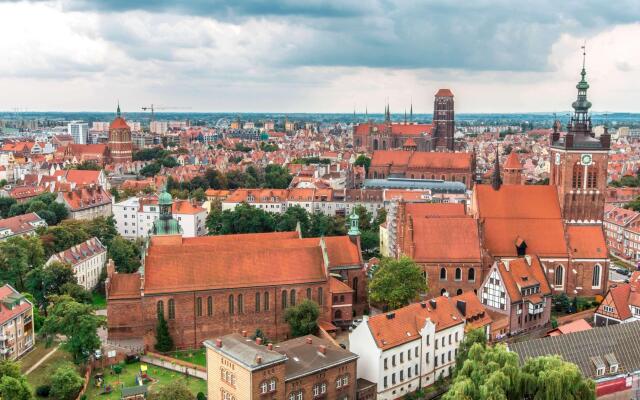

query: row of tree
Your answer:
[0,192,68,224]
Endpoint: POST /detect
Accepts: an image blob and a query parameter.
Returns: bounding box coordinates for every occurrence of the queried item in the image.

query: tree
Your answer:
[150,380,193,400]
[0,376,33,400]
[83,216,118,247]
[284,299,320,337]
[553,293,571,313]
[209,203,276,235]
[359,230,380,258]
[47,202,69,225]
[41,295,105,364]
[60,282,92,304]
[354,154,371,174]
[276,205,311,235]
[26,261,78,308]
[444,343,595,400]
[454,328,487,375]
[40,223,89,257]
[0,359,33,400]
[368,256,427,310]
[140,163,161,177]
[626,196,640,212]
[264,164,292,189]
[108,236,141,273]
[49,363,83,400]
[0,236,45,291]
[0,197,17,218]
[155,311,174,353]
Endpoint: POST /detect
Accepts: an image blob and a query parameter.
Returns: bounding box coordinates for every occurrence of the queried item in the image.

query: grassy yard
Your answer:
[92,291,107,309]
[20,342,56,373]
[168,348,206,367]
[26,346,74,390]
[84,362,207,399]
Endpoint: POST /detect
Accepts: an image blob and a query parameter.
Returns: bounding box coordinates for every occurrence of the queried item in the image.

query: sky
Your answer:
[1,0,639,113]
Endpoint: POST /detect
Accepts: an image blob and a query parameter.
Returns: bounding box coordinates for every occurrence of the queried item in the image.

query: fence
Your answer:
[141,352,207,380]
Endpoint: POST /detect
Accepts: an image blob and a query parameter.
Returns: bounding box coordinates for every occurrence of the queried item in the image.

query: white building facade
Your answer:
[349,298,465,400]
[113,196,207,239]
[67,121,89,145]
[46,237,107,290]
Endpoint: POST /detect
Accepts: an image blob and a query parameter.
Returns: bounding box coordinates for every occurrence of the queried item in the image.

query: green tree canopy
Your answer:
[0,359,33,400]
[41,295,105,364]
[150,380,193,400]
[108,236,141,273]
[354,154,371,174]
[284,299,320,338]
[454,328,487,375]
[154,311,174,353]
[49,363,84,400]
[444,343,595,400]
[0,197,17,218]
[0,235,45,291]
[368,256,427,310]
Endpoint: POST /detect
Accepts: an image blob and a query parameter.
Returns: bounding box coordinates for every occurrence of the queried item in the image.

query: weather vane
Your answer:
[581,41,586,70]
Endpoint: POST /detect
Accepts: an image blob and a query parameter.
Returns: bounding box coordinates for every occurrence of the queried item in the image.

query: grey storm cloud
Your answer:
[20,0,640,72]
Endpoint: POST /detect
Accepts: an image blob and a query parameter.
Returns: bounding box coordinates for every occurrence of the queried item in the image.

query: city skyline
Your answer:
[1,1,639,113]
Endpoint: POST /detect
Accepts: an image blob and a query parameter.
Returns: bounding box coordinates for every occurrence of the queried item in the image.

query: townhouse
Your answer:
[46,237,107,290]
[594,271,640,326]
[0,212,47,241]
[604,204,640,263]
[349,296,466,400]
[0,285,35,360]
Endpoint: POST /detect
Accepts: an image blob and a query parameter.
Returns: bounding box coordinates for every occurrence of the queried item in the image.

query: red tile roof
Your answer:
[354,123,434,137]
[108,273,142,300]
[329,277,354,294]
[483,218,567,257]
[60,186,111,211]
[475,184,562,219]
[366,296,464,350]
[370,150,472,170]
[567,225,607,259]
[495,256,551,303]
[435,88,454,97]
[110,117,130,130]
[48,237,106,267]
[404,203,466,218]
[0,284,32,324]
[0,212,46,235]
[504,152,522,170]
[409,217,481,262]
[448,291,492,332]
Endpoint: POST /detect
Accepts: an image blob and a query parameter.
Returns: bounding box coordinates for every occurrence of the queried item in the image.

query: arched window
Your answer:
[592,264,601,288]
[373,139,379,151]
[455,268,462,281]
[264,292,270,311]
[237,294,243,314]
[282,290,287,309]
[587,165,597,188]
[290,289,296,307]
[255,292,261,312]
[468,268,475,282]
[440,288,447,296]
[572,163,583,189]
[462,176,466,185]
[353,277,358,301]
[168,299,175,320]
[411,174,415,179]
[440,267,447,280]
[318,287,323,305]
[555,265,564,287]
[306,288,312,299]
[441,175,446,180]
[157,300,164,318]
[207,296,213,316]
[373,171,378,179]
[456,289,463,295]
[228,295,234,315]
[334,309,342,320]
[196,297,202,317]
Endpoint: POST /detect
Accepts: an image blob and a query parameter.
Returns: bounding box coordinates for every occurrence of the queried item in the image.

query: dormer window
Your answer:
[605,353,619,374]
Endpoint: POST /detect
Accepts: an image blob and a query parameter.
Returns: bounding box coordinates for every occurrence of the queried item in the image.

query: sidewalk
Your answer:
[24,345,59,375]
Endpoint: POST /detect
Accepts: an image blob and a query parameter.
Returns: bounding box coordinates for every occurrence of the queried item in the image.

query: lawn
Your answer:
[26,346,74,390]
[83,361,207,399]
[20,342,56,373]
[92,291,107,309]
[168,348,206,367]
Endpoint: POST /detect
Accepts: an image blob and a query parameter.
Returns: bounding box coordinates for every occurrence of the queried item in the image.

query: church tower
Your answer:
[549,52,610,223]
[108,103,133,164]
[433,89,455,151]
[152,188,183,236]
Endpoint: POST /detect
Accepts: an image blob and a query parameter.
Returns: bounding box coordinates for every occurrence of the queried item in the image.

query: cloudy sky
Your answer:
[1,0,639,113]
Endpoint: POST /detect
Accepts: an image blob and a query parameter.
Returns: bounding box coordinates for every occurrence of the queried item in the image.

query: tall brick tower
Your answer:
[433,88,455,151]
[108,103,133,164]
[549,55,610,223]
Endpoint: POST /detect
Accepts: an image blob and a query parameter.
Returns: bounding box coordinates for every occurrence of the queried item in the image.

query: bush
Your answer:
[125,355,140,364]
[113,365,123,374]
[197,392,206,400]
[36,384,51,397]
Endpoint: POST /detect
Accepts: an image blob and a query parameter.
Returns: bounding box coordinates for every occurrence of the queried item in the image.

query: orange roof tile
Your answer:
[504,152,522,170]
[329,277,354,294]
[404,202,466,218]
[108,273,142,300]
[110,117,130,130]
[435,88,454,97]
[448,291,492,332]
[475,184,562,219]
[495,256,551,303]
[567,225,607,259]
[409,217,481,262]
[367,297,464,350]
[483,218,567,257]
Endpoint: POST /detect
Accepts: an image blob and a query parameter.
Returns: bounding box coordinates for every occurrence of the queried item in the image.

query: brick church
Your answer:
[106,193,367,349]
[107,103,133,164]
[353,88,455,152]
[389,63,610,299]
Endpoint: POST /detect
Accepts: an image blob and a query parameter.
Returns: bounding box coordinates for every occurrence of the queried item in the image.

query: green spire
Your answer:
[348,208,360,236]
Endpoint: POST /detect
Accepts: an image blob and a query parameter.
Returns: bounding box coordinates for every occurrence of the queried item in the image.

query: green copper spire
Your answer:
[348,208,360,236]
[152,186,182,236]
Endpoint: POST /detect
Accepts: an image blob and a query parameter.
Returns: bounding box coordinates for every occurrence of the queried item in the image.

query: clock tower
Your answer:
[549,56,610,223]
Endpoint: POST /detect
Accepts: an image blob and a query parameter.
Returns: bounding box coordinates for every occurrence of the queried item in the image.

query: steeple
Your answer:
[348,208,360,236]
[491,147,502,191]
[404,108,407,124]
[568,44,592,136]
[116,101,121,118]
[410,100,413,122]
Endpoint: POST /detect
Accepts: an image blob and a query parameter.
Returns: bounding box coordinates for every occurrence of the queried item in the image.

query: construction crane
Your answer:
[141,104,191,121]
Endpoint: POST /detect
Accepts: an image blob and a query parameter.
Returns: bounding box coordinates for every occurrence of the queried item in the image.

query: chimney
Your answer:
[267,343,273,351]
[318,345,326,355]
[306,337,313,345]
[456,300,467,317]
[216,338,222,348]
[429,299,437,309]
[386,312,395,319]
[256,355,262,364]
[256,337,263,345]
[420,301,427,308]
[241,330,247,337]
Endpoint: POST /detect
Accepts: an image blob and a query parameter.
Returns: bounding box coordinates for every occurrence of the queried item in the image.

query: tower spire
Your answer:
[116,101,121,117]
[410,98,413,122]
[491,147,502,191]
[404,108,407,124]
